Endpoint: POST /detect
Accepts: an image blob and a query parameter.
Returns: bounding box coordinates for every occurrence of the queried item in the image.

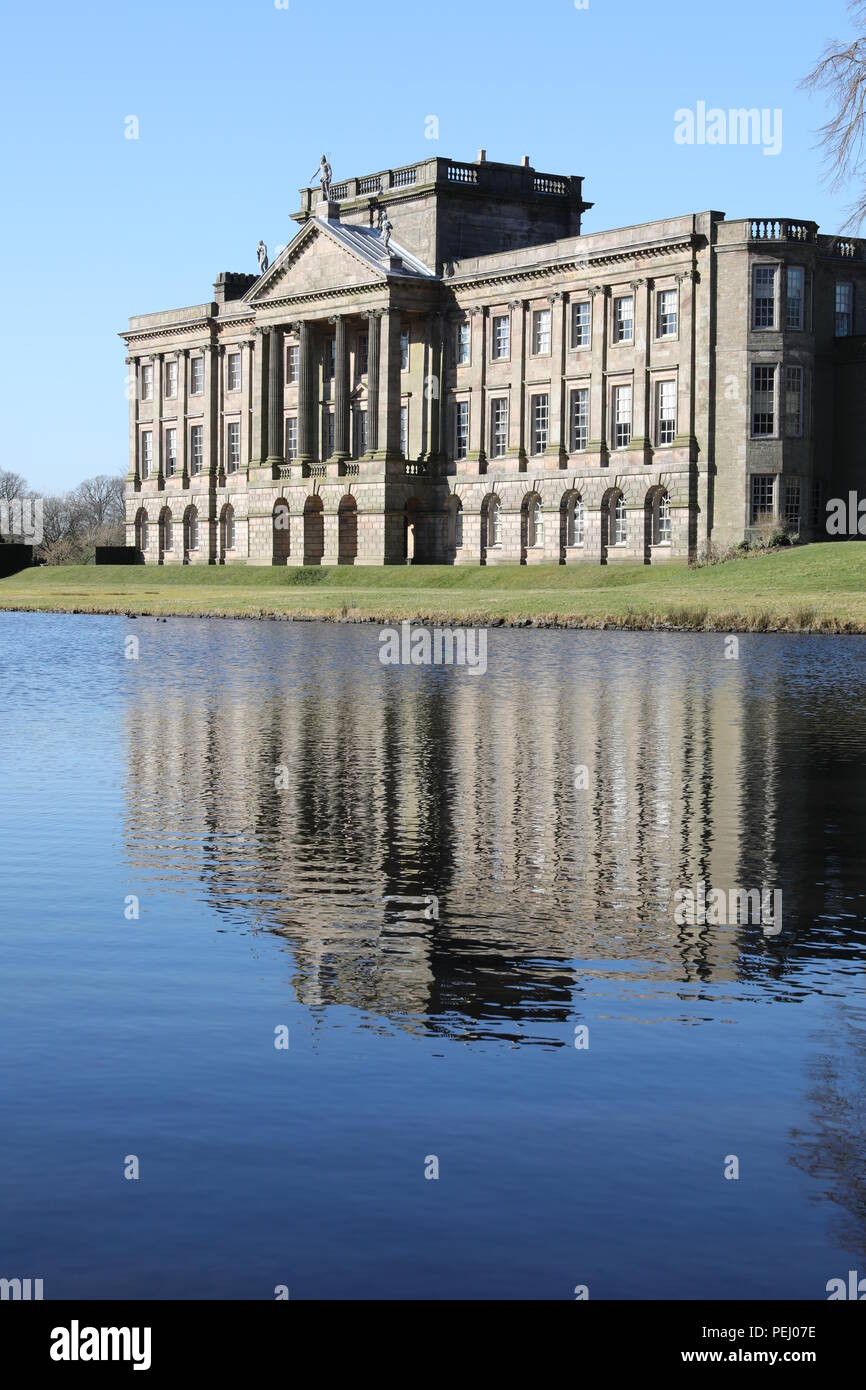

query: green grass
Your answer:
[2,544,866,631]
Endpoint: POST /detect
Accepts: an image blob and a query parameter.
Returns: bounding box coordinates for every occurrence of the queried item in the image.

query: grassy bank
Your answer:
[1,544,866,631]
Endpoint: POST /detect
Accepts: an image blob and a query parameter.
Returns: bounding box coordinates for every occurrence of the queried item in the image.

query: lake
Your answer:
[1,610,864,1299]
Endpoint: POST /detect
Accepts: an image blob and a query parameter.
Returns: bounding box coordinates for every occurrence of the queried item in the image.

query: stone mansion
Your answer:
[122,150,866,566]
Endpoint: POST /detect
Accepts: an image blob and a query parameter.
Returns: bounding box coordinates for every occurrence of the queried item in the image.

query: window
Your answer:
[286,344,300,383]
[492,314,510,360]
[785,366,803,437]
[786,268,804,330]
[187,508,199,551]
[570,387,589,452]
[488,496,502,548]
[190,424,203,474]
[455,400,469,459]
[654,490,671,545]
[613,493,627,546]
[527,498,544,548]
[163,513,173,553]
[657,289,678,338]
[491,398,508,458]
[531,394,549,455]
[358,334,368,376]
[400,329,410,371]
[355,409,367,458]
[141,431,152,479]
[165,359,178,398]
[457,321,471,366]
[324,339,335,380]
[224,506,236,551]
[836,282,853,337]
[785,479,801,532]
[567,494,584,547]
[752,365,776,436]
[226,420,241,472]
[139,515,148,550]
[323,412,334,459]
[571,300,591,349]
[613,295,634,343]
[532,307,551,355]
[286,417,298,460]
[227,352,241,392]
[165,426,177,477]
[141,364,153,401]
[401,404,409,459]
[655,379,677,446]
[753,266,776,329]
[750,474,775,524]
[613,384,632,449]
[190,357,204,395]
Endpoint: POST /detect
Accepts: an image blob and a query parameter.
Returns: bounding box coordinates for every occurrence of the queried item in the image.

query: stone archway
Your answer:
[338,495,357,565]
[273,500,291,565]
[303,494,324,566]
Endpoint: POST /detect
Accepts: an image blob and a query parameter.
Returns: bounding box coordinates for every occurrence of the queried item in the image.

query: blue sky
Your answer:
[0,0,859,493]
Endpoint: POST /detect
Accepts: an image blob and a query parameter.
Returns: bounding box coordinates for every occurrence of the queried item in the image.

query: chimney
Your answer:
[521,155,531,168]
[477,148,487,163]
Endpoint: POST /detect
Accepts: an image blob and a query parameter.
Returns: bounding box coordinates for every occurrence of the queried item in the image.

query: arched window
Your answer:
[225,505,235,551]
[528,497,544,548]
[163,511,173,554]
[654,490,671,545]
[567,494,584,547]
[488,496,502,548]
[613,493,627,546]
[185,506,199,555]
[273,500,290,564]
[135,509,148,552]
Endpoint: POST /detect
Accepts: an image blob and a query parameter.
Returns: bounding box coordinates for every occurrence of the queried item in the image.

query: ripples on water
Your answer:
[1,612,865,1298]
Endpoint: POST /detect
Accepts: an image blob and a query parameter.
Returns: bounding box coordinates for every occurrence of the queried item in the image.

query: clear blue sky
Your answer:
[0,0,858,494]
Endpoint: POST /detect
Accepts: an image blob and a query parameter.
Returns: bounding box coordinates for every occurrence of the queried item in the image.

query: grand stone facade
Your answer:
[122,151,866,566]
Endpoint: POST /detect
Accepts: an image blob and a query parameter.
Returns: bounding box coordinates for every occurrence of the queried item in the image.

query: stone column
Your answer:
[153,352,164,486]
[240,339,252,478]
[674,269,696,452]
[587,286,609,466]
[367,310,380,455]
[333,315,350,463]
[251,328,267,464]
[203,343,217,562]
[126,356,139,486]
[298,319,316,465]
[506,300,526,467]
[216,345,225,481]
[266,326,284,467]
[178,350,189,485]
[376,308,401,463]
[468,306,486,464]
[628,278,651,464]
[547,291,567,466]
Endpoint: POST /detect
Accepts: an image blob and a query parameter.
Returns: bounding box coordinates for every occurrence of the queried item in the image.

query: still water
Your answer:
[1,611,865,1299]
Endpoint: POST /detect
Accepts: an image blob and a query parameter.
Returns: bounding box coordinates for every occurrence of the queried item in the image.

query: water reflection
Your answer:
[123,626,866,1043]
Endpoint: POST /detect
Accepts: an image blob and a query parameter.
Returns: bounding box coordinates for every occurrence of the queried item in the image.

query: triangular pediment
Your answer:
[246,222,383,304]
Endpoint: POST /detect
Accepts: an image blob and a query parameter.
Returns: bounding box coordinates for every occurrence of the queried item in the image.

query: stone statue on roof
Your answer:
[379,206,393,251]
[256,240,269,274]
[316,154,332,202]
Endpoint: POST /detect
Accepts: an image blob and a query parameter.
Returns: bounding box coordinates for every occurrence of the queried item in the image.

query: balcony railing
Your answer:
[745,219,818,243]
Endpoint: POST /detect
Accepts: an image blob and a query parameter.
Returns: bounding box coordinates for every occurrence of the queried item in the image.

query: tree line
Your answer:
[0,467,126,564]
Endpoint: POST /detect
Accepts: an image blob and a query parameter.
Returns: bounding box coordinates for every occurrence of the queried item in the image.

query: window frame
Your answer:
[531,306,552,357]
[570,300,591,350]
[190,423,203,474]
[491,313,511,362]
[530,392,549,456]
[570,385,589,453]
[654,378,677,447]
[751,363,777,438]
[656,287,679,340]
[752,264,777,331]
[612,382,633,450]
[190,356,204,396]
[226,351,241,393]
[226,419,241,473]
[490,396,509,459]
[612,295,634,345]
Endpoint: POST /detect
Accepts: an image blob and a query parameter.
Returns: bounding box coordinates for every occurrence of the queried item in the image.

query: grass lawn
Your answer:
[1,544,866,631]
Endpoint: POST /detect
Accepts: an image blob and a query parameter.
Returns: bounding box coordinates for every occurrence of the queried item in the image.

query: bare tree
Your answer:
[73,474,125,530]
[802,1,866,229]
[0,467,28,503]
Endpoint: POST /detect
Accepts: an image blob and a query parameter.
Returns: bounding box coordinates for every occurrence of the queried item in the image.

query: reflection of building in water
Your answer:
[124,634,787,1039]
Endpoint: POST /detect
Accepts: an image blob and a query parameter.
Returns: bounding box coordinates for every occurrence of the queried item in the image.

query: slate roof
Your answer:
[311,217,437,279]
